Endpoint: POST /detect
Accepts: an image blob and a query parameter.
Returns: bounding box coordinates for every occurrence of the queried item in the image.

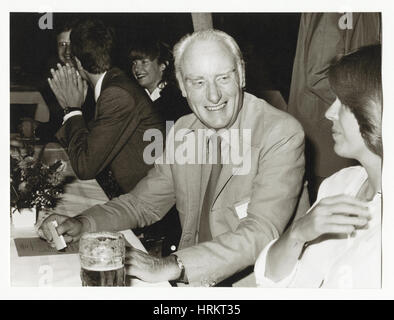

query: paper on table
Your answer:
[14,231,141,258]
[120,230,145,251]
[120,230,172,287]
[14,231,171,287]
[14,237,79,257]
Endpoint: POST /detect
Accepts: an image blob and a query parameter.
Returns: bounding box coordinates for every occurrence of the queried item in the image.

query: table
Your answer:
[10,143,170,287]
[10,85,50,122]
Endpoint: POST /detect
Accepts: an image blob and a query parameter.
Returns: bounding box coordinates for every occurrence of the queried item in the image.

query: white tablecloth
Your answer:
[10,144,170,287]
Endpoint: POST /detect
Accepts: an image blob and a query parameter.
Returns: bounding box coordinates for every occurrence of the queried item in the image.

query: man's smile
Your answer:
[205,102,227,111]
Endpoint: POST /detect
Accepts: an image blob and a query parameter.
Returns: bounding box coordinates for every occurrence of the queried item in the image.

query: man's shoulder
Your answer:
[102,68,145,96]
[98,68,152,110]
[242,92,304,135]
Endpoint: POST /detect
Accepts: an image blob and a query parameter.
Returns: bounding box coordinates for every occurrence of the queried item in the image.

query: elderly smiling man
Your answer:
[40,29,307,287]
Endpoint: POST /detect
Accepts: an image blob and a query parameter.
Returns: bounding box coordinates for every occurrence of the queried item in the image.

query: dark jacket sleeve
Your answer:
[55,86,144,180]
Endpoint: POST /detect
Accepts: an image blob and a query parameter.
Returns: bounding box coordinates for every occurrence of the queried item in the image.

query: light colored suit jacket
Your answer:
[79,92,306,286]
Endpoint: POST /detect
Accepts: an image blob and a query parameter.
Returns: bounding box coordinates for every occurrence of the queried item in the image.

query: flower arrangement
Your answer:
[10,146,67,212]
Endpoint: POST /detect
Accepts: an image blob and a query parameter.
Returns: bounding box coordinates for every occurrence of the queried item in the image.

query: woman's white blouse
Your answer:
[145,87,162,102]
[254,166,381,288]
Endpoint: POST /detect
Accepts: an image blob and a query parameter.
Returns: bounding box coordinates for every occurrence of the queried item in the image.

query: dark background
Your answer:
[10,12,300,102]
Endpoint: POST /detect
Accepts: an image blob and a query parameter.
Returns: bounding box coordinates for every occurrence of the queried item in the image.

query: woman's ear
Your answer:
[160,61,169,72]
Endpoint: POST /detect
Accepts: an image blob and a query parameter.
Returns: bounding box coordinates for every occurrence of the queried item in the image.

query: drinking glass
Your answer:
[79,231,126,286]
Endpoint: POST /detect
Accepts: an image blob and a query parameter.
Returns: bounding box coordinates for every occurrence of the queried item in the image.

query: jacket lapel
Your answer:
[212,164,234,207]
[199,162,212,208]
[93,69,113,120]
[180,119,212,238]
[211,116,252,208]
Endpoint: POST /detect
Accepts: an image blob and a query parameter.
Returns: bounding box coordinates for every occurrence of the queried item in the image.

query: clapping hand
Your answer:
[48,63,88,110]
[291,195,371,243]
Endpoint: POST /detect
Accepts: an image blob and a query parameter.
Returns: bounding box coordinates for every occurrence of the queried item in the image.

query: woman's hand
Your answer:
[290,195,371,243]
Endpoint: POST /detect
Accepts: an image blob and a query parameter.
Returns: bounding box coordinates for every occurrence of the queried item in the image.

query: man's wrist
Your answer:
[168,254,188,283]
[63,107,82,115]
[74,215,93,234]
[63,110,83,124]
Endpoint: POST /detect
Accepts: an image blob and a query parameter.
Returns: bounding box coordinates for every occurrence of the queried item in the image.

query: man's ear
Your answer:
[74,57,83,71]
[178,79,187,98]
[241,72,246,89]
[73,57,90,82]
[175,72,187,98]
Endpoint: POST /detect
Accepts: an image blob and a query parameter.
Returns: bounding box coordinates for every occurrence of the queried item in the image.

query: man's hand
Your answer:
[290,195,371,243]
[125,247,181,283]
[48,63,88,110]
[38,214,87,245]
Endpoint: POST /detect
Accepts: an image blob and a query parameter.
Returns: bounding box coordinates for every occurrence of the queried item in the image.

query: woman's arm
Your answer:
[262,195,371,282]
[264,224,305,282]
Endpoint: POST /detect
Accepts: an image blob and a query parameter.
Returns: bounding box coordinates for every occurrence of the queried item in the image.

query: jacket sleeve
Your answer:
[56,86,144,180]
[296,13,381,108]
[302,13,340,106]
[77,155,176,232]
[175,117,306,286]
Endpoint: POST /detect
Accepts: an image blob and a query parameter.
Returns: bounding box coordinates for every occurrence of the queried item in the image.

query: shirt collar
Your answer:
[94,71,107,102]
[145,86,162,102]
[179,116,243,160]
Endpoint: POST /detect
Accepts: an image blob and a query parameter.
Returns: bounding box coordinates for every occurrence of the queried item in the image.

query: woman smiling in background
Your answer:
[128,39,190,257]
[129,39,190,124]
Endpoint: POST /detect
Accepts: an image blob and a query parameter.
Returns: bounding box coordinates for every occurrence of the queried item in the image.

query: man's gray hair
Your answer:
[173,29,246,89]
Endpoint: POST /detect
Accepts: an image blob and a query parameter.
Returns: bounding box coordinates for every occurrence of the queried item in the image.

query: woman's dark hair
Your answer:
[128,40,175,84]
[70,19,114,74]
[328,44,382,157]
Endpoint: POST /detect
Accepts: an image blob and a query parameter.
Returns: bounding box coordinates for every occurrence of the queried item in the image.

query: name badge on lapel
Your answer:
[234,198,250,219]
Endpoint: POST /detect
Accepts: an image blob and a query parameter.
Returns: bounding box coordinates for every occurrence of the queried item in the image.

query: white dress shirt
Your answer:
[94,71,107,102]
[254,166,381,288]
[145,86,162,102]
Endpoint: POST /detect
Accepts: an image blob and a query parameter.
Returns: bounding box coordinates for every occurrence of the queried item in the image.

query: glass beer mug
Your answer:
[79,232,126,286]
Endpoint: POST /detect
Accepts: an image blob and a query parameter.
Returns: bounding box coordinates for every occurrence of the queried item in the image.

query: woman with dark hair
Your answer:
[128,40,190,257]
[254,44,382,288]
[129,40,190,124]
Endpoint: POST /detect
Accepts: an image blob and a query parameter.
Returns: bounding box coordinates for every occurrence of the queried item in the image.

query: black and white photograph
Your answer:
[4,0,394,302]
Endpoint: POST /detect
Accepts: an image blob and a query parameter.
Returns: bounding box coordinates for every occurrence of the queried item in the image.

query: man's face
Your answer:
[179,39,243,130]
[57,30,72,64]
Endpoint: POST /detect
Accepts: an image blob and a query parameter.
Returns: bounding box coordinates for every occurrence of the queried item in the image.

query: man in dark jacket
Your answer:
[48,19,165,194]
[19,19,96,143]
